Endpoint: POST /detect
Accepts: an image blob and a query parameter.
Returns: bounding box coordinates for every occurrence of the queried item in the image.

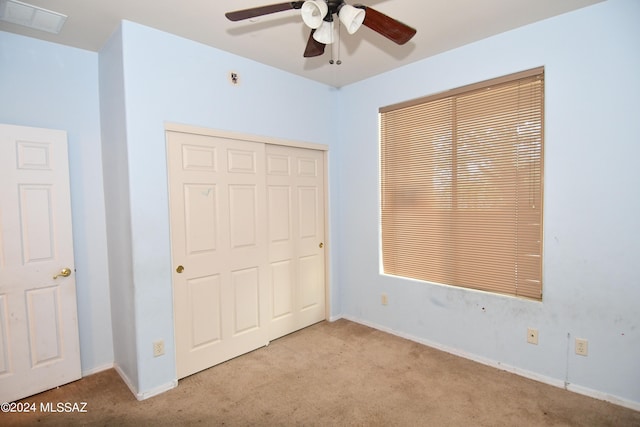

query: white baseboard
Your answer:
[566,383,640,412]
[113,364,138,398]
[135,380,178,401]
[113,364,178,401]
[81,362,114,377]
[341,315,640,412]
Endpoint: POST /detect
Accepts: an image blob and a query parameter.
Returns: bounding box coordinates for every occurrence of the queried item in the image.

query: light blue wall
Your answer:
[336,0,640,406]
[0,32,113,374]
[98,26,138,389]
[101,21,338,394]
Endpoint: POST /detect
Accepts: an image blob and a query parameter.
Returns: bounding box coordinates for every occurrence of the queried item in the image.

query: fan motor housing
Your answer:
[326,0,345,15]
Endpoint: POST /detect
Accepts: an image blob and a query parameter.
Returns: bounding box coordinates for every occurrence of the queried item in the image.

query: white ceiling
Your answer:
[1,0,603,87]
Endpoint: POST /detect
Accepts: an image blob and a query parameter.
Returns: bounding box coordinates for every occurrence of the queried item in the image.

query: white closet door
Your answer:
[0,124,81,402]
[266,144,326,340]
[167,131,269,379]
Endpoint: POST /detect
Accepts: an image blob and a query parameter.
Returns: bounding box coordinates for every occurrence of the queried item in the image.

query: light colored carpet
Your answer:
[3,319,639,426]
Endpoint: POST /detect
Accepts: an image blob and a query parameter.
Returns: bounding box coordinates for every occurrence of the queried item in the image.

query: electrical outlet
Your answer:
[527,328,539,345]
[575,338,588,356]
[381,293,388,306]
[153,340,165,357]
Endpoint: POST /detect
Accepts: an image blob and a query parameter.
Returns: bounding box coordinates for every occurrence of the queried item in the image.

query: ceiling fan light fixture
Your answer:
[312,20,334,44]
[338,4,365,35]
[301,0,328,29]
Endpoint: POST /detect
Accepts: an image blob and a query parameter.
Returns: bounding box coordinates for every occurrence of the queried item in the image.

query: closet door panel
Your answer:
[168,132,268,379]
[266,145,326,340]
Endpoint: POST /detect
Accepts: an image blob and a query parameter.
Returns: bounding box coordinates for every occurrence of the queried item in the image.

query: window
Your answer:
[380,68,544,300]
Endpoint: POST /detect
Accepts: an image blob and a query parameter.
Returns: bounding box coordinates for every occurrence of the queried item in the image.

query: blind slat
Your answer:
[381,69,544,300]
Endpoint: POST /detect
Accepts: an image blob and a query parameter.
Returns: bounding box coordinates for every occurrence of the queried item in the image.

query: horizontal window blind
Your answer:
[380,68,544,300]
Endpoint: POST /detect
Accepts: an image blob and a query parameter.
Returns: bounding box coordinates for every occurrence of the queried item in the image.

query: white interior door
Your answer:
[266,144,326,340]
[0,124,81,402]
[167,131,269,379]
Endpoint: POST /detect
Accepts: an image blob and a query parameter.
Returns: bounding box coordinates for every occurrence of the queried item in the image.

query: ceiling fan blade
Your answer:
[354,5,417,45]
[303,30,326,57]
[225,1,304,22]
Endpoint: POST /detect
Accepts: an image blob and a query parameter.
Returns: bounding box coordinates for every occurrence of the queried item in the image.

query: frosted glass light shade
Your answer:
[301,0,328,29]
[312,20,334,44]
[338,4,365,34]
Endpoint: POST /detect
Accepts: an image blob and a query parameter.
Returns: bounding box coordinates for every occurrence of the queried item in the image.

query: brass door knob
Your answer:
[176,265,184,273]
[319,242,324,248]
[53,268,72,279]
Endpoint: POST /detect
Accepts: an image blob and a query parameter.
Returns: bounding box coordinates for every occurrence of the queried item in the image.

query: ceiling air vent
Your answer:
[0,0,67,34]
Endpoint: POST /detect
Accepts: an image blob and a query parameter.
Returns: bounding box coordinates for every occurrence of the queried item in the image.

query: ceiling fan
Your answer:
[225,1,416,58]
